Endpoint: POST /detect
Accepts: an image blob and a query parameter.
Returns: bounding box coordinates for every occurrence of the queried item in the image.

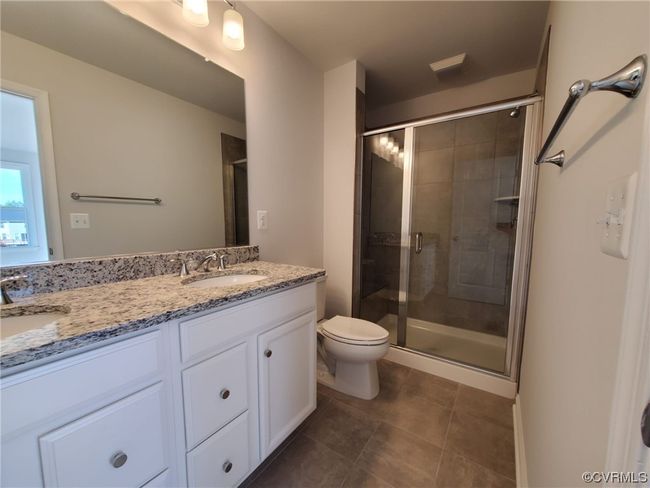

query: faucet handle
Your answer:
[169,258,191,277]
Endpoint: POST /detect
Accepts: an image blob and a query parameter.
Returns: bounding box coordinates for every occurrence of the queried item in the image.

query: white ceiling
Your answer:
[1,1,246,122]
[246,1,549,108]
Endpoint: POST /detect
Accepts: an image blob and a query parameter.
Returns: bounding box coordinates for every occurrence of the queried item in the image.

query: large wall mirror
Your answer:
[0,1,248,266]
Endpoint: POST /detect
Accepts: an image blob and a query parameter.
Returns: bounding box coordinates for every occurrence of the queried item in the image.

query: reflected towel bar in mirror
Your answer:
[536,54,647,167]
[70,192,162,204]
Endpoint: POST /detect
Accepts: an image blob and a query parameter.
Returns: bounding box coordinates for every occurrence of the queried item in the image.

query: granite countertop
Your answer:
[0,261,325,371]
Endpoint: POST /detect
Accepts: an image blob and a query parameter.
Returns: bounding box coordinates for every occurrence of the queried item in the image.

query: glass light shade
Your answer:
[386,139,394,150]
[379,135,388,146]
[182,0,209,27]
[391,145,399,154]
[223,8,245,51]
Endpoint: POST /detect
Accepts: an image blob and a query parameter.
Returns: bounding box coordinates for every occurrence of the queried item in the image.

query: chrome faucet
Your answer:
[218,254,228,270]
[197,253,218,272]
[1,275,27,305]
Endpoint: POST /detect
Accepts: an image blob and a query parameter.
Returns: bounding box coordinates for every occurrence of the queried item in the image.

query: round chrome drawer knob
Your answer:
[223,460,233,473]
[220,388,230,400]
[110,451,128,468]
[264,349,272,358]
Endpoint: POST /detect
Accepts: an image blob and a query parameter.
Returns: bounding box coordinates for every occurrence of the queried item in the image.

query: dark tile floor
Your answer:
[246,360,516,488]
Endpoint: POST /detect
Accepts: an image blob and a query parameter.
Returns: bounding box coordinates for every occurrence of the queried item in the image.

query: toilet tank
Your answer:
[316,275,327,322]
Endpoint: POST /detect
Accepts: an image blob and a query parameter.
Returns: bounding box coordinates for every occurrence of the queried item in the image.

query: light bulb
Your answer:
[379,135,388,146]
[223,8,245,51]
[182,0,209,27]
[391,145,399,155]
[386,138,394,150]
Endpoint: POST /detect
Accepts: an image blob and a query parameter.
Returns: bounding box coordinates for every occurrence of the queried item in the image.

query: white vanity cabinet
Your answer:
[175,282,317,487]
[0,331,176,488]
[0,281,318,488]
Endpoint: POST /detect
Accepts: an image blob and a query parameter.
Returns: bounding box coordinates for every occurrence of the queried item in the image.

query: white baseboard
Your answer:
[513,394,528,487]
[385,346,517,399]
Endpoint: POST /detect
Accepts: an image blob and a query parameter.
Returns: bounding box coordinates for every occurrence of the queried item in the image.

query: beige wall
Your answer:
[519,2,650,486]
[1,31,245,259]
[367,68,536,129]
[109,1,324,268]
[323,60,363,316]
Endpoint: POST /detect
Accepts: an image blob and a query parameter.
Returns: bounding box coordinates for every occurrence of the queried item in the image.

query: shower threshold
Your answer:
[378,314,506,373]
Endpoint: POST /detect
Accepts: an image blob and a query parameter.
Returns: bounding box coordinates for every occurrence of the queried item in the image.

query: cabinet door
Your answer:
[258,311,316,457]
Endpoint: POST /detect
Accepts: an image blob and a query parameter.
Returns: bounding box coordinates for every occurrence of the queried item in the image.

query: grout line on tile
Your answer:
[433,384,459,483]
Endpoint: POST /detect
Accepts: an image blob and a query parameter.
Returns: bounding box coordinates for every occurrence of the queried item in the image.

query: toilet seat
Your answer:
[321,316,389,346]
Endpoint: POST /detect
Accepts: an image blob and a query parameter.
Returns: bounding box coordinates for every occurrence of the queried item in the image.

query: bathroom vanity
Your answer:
[0,259,323,487]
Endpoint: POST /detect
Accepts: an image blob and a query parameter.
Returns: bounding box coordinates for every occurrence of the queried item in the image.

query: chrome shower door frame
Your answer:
[376,96,543,381]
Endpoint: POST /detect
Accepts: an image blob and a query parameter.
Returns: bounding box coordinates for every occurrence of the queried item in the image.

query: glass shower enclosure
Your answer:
[356,98,542,379]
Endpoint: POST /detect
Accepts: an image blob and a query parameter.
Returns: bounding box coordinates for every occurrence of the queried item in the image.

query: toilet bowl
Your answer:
[316,278,389,400]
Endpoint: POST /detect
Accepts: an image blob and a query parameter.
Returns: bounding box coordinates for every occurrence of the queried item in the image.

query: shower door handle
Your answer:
[414,232,423,254]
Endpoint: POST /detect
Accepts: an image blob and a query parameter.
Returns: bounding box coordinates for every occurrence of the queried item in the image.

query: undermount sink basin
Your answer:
[186,274,268,289]
[0,306,68,339]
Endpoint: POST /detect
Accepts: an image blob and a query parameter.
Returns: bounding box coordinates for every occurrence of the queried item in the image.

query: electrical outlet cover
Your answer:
[257,210,268,230]
[70,213,90,229]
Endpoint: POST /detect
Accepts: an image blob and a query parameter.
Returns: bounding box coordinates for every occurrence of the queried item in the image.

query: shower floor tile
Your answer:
[244,359,516,488]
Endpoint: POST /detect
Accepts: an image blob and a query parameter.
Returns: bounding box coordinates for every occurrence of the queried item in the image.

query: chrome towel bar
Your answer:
[70,192,162,204]
[536,54,647,167]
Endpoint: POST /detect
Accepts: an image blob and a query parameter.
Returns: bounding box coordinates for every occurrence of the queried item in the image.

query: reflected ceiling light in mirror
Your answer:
[182,0,209,27]
[223,0,245,51]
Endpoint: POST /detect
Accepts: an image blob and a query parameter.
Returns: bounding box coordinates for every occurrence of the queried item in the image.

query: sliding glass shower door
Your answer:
[358,100,540,378]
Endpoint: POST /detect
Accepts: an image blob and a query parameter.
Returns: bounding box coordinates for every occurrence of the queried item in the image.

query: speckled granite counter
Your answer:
[0,261,325,371]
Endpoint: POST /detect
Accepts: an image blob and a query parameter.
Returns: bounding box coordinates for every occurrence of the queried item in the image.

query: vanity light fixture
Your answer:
[379,135,389,146]
[223,0,245,51]
[386,138,395,150]
[391,145,399,155]
[182,0,209,27]
[398,151,404,159]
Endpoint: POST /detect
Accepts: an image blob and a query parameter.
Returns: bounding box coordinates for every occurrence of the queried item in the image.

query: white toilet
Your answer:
[316,277,389,400]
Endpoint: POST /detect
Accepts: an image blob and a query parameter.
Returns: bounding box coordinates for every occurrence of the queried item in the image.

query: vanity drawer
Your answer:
[179,283,316,362]
[39,383,168,488]
[187,411,250,488]
[182,342,248,449]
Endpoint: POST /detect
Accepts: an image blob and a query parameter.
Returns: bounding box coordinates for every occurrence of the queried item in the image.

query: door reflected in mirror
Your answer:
[0,1,247,266]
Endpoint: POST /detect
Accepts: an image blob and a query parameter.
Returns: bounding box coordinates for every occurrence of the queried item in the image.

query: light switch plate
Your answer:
[70,213,90,229]
[257,210,268,230]
[600,173,637,259]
